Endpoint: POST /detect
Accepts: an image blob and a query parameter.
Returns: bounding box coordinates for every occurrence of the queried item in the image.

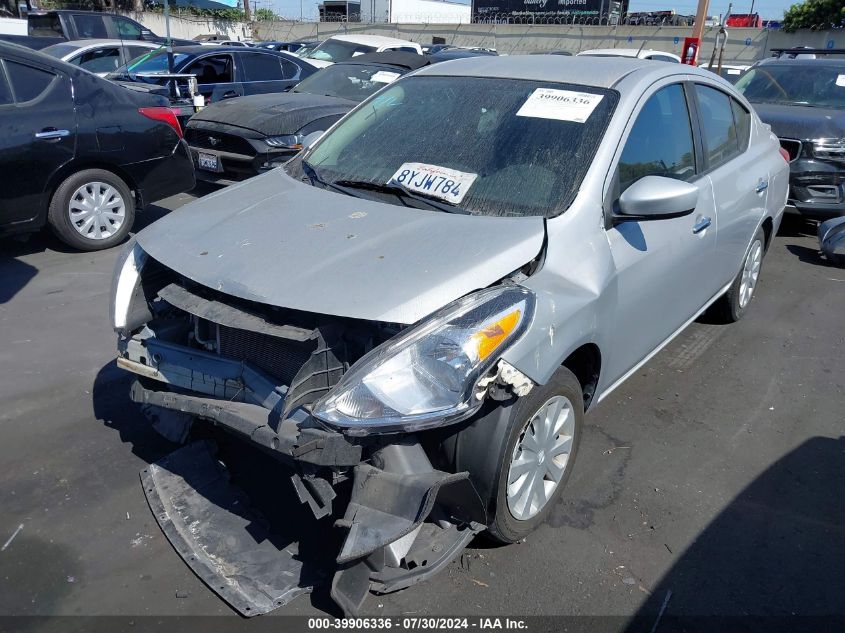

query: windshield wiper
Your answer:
[301,160,348,195]
[332,179,471,214]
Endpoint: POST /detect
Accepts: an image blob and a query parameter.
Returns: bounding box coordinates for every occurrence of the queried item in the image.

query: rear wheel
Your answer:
[450,366,583,544]
[48,169,135,251]
[711,227,765,323]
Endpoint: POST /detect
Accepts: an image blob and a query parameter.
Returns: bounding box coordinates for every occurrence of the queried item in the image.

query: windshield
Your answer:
[735,64,845,109]
[41,43,78,59]
[305,39,377,63]
[108,49,189,79]
[293,76,617,218]
[293,63,402,102]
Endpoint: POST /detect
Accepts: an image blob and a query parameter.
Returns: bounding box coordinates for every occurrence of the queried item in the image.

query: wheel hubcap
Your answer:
[506,395,575,521]
[68,181,126,240]
[739,239,763,309]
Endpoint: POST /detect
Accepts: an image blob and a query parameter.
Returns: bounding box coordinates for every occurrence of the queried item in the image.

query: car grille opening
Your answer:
[218,325,316,386]
[779,138,802,162]
[185,127,257,156]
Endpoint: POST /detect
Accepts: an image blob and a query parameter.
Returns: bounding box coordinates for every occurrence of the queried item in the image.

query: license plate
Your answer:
[198,152,219,171]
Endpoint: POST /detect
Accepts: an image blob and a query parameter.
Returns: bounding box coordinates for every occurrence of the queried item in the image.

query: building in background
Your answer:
[358,0,471,23]
[319,0,362,20]
[472,0,628,22]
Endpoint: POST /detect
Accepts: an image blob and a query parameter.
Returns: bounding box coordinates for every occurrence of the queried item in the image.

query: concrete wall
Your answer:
[124,12,845,64]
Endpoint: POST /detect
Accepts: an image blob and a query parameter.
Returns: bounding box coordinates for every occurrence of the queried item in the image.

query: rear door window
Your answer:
[71,14,108,39]
[0,63,13,106]
[618,83,696,191]
[72,47,121,74]
[5,60,57,103]
[113,17,142,39]
[185,54,234,84]
[239,52,284,81]
[28,14,63,37]
[694,84,740,169]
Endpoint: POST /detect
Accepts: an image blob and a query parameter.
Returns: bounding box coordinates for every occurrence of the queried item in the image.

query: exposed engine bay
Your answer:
[115,249,534,616]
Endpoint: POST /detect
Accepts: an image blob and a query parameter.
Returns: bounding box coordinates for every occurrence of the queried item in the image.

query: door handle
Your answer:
[755,180,769,194]
[35,128,70,140]
[692,217,712,234]
[221,90,239,99]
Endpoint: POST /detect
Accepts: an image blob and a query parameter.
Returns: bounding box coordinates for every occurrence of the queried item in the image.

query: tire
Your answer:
[711,227,766,323]
[449,366,583,544]
[47,169,135,251]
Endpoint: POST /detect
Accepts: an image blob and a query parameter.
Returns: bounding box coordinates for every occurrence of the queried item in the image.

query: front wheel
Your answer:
[450,366,583,544]
[47,169,135,251]
[711,227,765,323]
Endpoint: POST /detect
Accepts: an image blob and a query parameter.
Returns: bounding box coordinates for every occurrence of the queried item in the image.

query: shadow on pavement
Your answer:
[90,361,344,618]
[0,252,38,304]
[626,436,845,632]
[785,244,833,268]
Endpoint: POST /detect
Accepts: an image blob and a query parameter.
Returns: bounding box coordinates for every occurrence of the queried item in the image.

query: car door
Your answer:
[0,57,76,228]
[602,82,719,384]
[183,53,242,104]
[692,83,769,286]
[237,51,300,95]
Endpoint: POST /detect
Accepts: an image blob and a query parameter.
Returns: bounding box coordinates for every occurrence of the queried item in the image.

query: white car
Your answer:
[578,48,681,63]
[301,34,423,68]
[41,39,161,77]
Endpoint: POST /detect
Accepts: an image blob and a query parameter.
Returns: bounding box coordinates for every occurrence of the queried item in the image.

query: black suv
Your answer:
[736,52,845,220]
[0,42,195,250]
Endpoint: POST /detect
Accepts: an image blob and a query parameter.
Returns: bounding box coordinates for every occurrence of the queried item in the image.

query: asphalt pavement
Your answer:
[0,188,843,631]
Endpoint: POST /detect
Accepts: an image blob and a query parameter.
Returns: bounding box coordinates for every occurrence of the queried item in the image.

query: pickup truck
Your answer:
[0,10,194,50]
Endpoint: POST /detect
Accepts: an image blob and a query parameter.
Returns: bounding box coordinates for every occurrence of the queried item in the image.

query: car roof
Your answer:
[340,51,429,70]
[755,57,845,67]
[52,39,160,51]
[413,55,668,89]
[578,48,671,58]
[329,34,418,48]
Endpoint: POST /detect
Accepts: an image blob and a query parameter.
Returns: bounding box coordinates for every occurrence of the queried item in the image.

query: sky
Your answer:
[262,0,794,27]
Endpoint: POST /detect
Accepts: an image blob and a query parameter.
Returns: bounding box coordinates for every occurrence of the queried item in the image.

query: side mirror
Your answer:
[615,175,699,224]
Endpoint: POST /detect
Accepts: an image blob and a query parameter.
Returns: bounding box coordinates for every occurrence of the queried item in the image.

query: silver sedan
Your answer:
[111,56,790,615]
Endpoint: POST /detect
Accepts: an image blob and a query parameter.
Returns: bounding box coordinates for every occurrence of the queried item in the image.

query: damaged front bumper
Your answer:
[121,336,486,616]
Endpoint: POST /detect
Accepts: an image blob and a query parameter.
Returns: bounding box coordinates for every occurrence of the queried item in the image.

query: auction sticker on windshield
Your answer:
[388,163,478,204]
[516,88,604,123]
[371,70,401,83]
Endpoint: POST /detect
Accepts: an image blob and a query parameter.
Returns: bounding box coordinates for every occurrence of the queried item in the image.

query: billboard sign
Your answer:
[472,0,626,18]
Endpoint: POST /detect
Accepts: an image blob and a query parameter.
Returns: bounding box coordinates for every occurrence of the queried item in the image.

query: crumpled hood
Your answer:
[752,102,845,141]
[189,92,356,136]
[135,169,545,324]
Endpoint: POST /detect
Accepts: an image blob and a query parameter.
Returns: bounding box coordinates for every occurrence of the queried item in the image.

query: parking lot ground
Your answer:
[0,189,843,629]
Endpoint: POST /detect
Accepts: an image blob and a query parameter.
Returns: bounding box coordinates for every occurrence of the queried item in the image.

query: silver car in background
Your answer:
[41,39,160,77]
[110,57,789,616]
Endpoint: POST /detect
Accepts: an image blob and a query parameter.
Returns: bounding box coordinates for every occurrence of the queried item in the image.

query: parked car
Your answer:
[292,39,322,58]
[699,62,749,84]
[111,56,788,617]
[257,41,311,53]
[0,42,194,250]
[426,46,498,62]
[300,34,423,68]
[735,56,845,219]
[530,50,574,56]
[0,10,194,50]
[185,51,429,184]
[41,38,160,77]
[578,48,681,63]
[105,45,318,116]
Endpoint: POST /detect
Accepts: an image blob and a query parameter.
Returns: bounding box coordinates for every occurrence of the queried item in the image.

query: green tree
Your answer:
[255,7,280,20]
[782,0,845,32]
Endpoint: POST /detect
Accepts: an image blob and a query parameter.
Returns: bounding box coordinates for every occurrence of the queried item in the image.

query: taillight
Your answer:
[779,147,790,162]
[138,106,183,139]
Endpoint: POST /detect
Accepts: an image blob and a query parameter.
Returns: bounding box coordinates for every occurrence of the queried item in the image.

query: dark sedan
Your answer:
[106,45,318,109]
[184,52,429,184]
[736,57,845,219]
[0,42,195,250]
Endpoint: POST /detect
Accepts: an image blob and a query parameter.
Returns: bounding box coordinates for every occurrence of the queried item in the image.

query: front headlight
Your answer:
[264,134,303,149]
[812,138,845,161]
[110,238,147,331]
[313,285,535,434]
